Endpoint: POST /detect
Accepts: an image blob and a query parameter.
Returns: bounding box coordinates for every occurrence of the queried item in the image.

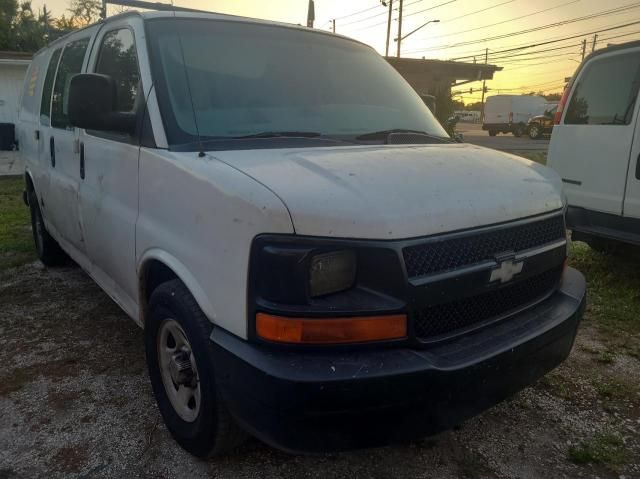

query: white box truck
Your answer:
[483,95,548,137]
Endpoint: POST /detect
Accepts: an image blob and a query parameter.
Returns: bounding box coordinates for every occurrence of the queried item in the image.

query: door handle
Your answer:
[80,142,85,180]
[34,129,40,141]
[636,153,640,180]
[49,137,55,167]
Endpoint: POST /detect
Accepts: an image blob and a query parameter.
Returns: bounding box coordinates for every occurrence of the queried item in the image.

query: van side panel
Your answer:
[136,149,294,338]
[548,47,640,216]
[17,51,49,192]
[621,102,640,219]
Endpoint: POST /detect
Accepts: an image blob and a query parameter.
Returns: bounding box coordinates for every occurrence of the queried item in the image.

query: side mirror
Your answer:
[68,73,136,134]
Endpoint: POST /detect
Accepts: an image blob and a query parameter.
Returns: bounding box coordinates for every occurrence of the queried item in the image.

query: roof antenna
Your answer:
[171,0,206,157]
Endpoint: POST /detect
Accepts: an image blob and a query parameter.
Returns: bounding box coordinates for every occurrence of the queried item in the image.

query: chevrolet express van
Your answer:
[548,41,640,251]
[17,10,586,457]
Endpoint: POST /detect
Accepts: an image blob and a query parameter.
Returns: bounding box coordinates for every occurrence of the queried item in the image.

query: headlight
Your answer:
[309,250,356,297]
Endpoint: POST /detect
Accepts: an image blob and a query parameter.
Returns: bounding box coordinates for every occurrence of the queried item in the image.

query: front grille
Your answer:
[413,267,562,341]
[403,215,565,279]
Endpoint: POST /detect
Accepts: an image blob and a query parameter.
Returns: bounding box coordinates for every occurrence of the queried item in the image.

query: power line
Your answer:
[402,0,459,19]
[426,0,515,26]
[406,3,640,53]
[339,3,392,27]
[411,0,577,42]
[497,51,582,64]
[435,18,640,61]
[487,42,582,61]
[346,0,458,33]
[332,1,385,22]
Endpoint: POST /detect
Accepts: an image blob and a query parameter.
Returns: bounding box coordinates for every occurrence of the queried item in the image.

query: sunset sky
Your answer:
[28,0,640,104]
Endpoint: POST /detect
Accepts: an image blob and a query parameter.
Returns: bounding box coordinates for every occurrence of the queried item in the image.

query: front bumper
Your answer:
[210,267,586,453]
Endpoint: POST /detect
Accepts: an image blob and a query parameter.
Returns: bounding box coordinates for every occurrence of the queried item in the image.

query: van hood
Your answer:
[209,144,563,239]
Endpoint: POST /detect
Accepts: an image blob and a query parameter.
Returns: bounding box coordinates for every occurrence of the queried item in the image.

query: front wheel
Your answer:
[528,124,542,140]
[28,191,67,266]
[145,279,246,457]
[488,130,497,137]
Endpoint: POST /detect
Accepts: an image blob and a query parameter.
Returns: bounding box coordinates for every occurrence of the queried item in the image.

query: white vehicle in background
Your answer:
[17,8,586,458]
[454,110,481,123]
[482,94,548,137]
[548,40,640,252]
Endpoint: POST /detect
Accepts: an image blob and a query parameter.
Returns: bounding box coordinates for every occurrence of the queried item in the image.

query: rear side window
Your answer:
[95,29,140,113]
[565,51,640,125]
[40,48,62,125]
[51,38,90,130]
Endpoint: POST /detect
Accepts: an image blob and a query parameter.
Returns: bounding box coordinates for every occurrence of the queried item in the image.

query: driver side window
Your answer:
[92,28,141,140]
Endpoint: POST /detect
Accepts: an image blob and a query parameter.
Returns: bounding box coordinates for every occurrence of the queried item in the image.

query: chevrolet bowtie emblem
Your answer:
[490,257,524,284]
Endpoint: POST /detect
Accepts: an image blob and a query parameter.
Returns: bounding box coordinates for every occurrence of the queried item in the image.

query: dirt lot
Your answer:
[1,175,639,478]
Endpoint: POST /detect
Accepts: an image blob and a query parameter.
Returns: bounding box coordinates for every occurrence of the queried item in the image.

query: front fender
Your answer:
[137,248,218,327]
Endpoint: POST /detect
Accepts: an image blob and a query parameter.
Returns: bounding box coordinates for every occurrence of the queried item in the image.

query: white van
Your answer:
[483,94,548,137]
[548,41,640,251]
[17,10,585,456]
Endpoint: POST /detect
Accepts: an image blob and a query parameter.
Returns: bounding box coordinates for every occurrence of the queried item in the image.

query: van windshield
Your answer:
[145,18,448,150]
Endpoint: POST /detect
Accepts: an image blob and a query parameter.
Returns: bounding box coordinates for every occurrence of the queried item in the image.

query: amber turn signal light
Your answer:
[256,313,407,344]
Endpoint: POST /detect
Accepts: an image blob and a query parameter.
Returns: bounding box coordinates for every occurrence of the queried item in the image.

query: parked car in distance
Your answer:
[454,109,481,123]
[548,40,640,252]
[527,104,558,140]
[483,94,548,137]
[17,9,586,458]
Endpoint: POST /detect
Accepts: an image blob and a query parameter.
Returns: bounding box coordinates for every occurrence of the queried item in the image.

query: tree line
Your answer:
[0,0,102,52]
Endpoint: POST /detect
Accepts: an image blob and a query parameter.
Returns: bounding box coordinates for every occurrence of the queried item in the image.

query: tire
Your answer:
[513,124,525,137]
[145,279,247,457]
[488,130,498,137]
[28,191,67,266]
[528,123,542,140]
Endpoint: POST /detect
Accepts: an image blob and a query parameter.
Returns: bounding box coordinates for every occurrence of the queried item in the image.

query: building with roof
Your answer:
[385,56,502,119]
[0,51,32,127]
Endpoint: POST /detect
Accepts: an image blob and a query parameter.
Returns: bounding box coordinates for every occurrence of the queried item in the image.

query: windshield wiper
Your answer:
[232,131,322,139]
[354,128,449,142]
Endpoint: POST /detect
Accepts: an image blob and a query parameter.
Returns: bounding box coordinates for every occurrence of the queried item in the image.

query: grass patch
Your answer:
[567,433,628,469]
[569,241,640,338]
[538,372,575,400]
[592,377,635,400]
[0,176,34,271]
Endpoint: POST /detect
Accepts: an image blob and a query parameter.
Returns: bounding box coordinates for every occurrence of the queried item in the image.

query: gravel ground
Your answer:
[1,261,639,478]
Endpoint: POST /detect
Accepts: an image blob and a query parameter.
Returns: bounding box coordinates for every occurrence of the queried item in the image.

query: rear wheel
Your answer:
[145,279,246,457]
[488,130,497,137]
[528,123,542,140]
[513,124,525,137]
[28,191,67,266]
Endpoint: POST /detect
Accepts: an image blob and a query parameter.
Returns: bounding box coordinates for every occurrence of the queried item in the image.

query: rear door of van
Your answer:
[484,96,510,127]
[548,46,640,216]
[622,58,640,219]
[17,50,48,189]
[40,31,97,256]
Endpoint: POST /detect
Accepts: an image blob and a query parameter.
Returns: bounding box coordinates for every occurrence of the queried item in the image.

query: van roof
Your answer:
[583,39,640,63]
[35,10,363,56]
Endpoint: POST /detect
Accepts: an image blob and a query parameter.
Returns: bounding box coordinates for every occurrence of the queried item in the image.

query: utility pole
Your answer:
[591,34,598,52]
[480,48,488,121]
[306,0,315,28]
[396,0,403,58]
[385,0,393,57]
[581,39,587,61]
[332,19,335,33]
[42,4,50,41]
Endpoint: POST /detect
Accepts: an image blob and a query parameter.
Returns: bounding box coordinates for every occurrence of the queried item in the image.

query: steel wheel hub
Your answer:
[158,319,201,422]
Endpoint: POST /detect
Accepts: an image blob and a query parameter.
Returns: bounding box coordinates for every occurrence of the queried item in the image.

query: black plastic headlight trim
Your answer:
[247,234,409,347]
